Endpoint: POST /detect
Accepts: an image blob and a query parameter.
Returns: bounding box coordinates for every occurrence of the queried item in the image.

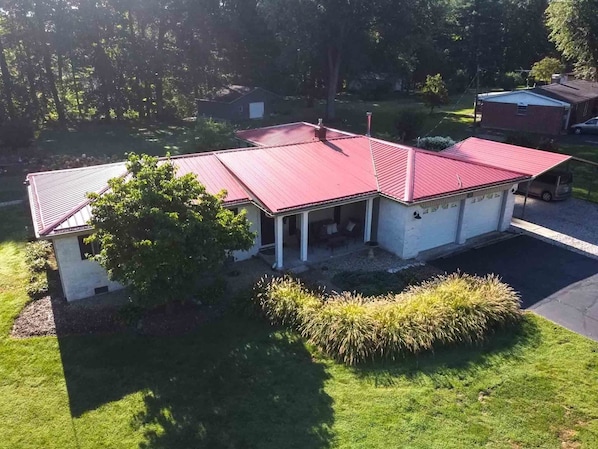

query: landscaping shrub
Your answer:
[193,117,236,152]
[253,273,522,365]
[394,108,426,142]
[24,241,53,300]
[416,136,456,151]
[253,275,322,326]
[24,241,53,272]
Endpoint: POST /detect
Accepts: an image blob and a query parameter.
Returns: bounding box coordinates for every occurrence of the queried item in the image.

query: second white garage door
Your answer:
[418,201,461,252]
[465,192,503,239]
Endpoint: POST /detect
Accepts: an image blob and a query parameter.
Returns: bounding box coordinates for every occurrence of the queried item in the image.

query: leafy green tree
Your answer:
[421,74,449,113]
[193,117,236,152]
[529,57,564,83]
[87,153,255,307]
[546,0,598,80]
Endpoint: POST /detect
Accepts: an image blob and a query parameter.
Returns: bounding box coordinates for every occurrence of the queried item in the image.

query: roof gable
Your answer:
[479,90,570,107]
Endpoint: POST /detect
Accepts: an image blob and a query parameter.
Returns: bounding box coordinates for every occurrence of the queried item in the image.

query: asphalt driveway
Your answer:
[431,235,598,341]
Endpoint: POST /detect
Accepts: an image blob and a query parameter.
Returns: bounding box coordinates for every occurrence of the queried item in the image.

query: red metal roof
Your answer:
[442,137,572,177]
[27,163,127,237]
[216,137,378,213]
[28,155,250,237]
[371,139,527,201]
[235,122,356,146]
[169,153,250,204]
[27,133,534,238]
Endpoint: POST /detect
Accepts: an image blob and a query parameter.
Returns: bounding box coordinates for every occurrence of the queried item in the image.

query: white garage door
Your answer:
[465,192,503,239]
[249,102,265,119]
[418,202,460,252]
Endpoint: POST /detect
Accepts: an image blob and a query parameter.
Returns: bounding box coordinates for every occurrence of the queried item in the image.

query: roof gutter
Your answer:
[382,175,530,206]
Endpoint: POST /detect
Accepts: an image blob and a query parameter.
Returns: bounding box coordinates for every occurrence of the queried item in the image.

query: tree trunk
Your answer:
[325,45,341,120]
[20,42,41,116]
[155,18,167,120]
[0,35,17,120]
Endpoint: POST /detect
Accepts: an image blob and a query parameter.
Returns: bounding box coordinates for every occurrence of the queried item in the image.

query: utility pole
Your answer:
[473,65,480,135]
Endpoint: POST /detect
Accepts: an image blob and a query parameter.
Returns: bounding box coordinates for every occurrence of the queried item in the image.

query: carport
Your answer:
[442,137,598,218]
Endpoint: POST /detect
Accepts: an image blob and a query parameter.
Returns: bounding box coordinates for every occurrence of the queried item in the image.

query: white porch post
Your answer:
[275,215,284,269]
[300,211,309,262]
[364,198,374,242]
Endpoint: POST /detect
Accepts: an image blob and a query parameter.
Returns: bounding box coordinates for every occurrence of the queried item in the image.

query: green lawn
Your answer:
[2,205,598,448]
[248,93,475,141]
[36,122,196,159]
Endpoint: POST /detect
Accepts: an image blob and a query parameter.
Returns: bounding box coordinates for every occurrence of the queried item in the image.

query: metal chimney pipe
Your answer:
[366,112,372,137]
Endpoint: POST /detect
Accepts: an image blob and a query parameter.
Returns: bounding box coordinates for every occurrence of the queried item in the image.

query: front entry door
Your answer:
[260,211,275,246]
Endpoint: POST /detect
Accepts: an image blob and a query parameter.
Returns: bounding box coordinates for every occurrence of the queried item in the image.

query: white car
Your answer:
[571,116,598,134]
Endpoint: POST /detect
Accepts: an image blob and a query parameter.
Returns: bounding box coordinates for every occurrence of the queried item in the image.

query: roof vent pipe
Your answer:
[315,118,327,141]
[366,111,372,137]
[403,148,415,202]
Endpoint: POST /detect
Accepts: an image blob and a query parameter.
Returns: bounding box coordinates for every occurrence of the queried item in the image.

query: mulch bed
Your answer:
[11,296,128,338]
[11,295,223,339]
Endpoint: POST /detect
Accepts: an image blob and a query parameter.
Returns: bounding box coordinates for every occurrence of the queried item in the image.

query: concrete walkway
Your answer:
[511,218,598,260]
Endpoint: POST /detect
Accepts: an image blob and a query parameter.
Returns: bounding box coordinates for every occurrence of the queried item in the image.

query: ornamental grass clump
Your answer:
[300,293,378,366]
[253,275,321,326]
[253,273,522,365]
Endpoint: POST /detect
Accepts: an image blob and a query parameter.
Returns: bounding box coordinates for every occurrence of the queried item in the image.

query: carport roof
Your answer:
[442,137,572,177]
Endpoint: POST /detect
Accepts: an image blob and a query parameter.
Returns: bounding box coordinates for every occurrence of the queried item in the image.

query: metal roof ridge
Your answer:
[26,160,126,178]
[367,137,381,192]
[212,153,270,213]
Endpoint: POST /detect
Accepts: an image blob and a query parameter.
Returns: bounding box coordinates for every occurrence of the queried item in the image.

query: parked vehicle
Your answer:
[517,170,573,201]
[571,117,598,134]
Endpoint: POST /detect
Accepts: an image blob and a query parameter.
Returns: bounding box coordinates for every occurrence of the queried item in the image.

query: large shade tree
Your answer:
[87,153,255,306]
[546,0,598,80]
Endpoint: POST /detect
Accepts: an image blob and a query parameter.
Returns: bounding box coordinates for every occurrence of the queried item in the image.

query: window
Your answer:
[78,234,101,260]
[94,286,109,295]
[516,104,528,116]
[238,105,244,113]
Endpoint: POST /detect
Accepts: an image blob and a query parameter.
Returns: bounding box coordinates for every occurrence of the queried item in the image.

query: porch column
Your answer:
[275,215,284,269]
[300,211,309,262]
[364,198,374,242]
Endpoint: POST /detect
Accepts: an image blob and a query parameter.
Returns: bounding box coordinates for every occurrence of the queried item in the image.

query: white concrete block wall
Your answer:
[376,198,410,258]
[232,204,261,261]
[52,234,123,302]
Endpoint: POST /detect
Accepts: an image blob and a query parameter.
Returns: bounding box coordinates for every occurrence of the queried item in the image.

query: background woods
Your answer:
[0,0,572,124]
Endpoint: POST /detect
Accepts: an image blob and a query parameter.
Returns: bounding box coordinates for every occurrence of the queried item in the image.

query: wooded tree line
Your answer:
[0,0,595,124]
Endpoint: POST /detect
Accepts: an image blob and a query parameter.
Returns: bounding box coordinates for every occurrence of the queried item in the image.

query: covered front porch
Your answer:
[259,197,377,269]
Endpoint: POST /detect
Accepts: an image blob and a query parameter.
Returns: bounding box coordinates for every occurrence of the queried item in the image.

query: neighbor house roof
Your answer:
[478,90,571,107]
[28,133,533,238]
[442,137,572,177]
[235,122,357,146]
[535,80,598,104]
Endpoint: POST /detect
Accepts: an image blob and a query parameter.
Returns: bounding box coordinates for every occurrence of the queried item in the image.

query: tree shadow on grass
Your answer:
[351,316,541,388]
[57,315,334,449]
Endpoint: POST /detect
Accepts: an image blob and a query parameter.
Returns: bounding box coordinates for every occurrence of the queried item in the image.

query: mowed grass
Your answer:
[32,93,476,162]
[2,177,598,447]
[36,122,196,159]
